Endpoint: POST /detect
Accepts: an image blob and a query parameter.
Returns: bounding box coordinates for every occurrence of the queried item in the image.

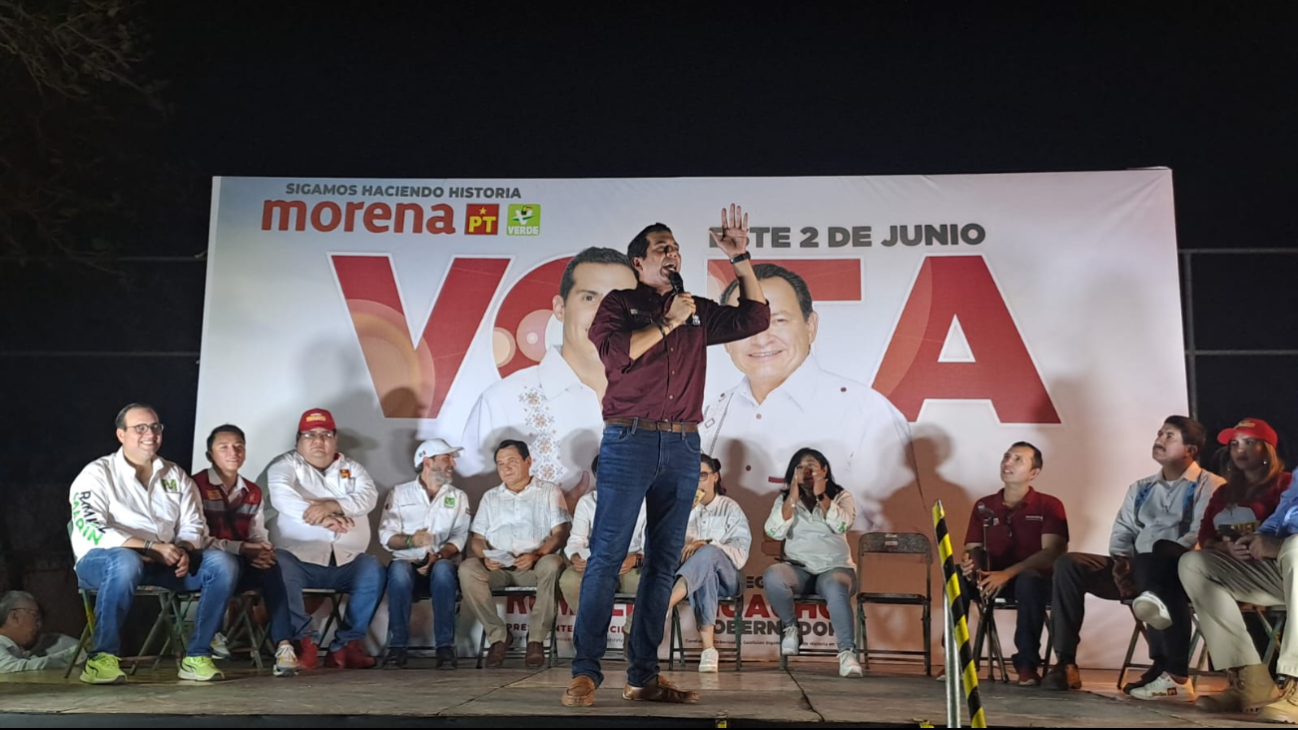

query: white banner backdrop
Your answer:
[195,171,1185,667]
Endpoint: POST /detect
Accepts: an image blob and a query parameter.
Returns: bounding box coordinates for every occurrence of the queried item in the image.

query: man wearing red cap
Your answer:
[1043,416,1223,699]
[267,408,386,670]
[1180,417,1298,722]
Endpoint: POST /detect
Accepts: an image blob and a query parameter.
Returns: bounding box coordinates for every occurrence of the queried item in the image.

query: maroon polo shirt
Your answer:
[964,487,1068,572]
[589,282,769,423]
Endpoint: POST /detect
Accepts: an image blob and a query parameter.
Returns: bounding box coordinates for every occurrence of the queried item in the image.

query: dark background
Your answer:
[3,5,1296,633]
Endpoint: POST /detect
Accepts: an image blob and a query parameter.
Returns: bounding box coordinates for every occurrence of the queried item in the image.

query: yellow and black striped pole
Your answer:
[933,500,987,729]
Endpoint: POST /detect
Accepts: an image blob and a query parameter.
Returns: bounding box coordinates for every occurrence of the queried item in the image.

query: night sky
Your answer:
[5,5,1297,525]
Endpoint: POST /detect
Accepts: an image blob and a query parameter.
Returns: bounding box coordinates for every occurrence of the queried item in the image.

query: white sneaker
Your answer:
[838,649,863,678]
[210,632,231,660]
[781,626,801,656]
[1129,672,1196,701]
[1131,591,1173,631]
[273,643,300,677]
[698,648,719,673]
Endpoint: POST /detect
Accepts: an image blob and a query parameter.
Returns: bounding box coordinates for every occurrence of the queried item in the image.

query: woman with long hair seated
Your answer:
[666,453,751,672]
[763,447,862,677]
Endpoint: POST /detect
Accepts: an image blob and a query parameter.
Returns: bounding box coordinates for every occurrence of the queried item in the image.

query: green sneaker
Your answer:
[79,653,127,685]
[178,655,225,682]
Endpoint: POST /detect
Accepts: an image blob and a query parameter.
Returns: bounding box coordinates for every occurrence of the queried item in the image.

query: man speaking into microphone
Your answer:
[564,205,769,707]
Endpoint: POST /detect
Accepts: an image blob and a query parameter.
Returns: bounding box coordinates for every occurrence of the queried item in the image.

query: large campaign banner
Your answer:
[195,172,1184,666]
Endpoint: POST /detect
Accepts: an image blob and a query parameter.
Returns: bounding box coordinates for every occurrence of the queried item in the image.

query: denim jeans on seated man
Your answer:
[75,547,240,657]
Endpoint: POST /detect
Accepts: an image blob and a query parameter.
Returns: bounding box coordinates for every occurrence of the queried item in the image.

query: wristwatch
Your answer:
[730,251,751,264]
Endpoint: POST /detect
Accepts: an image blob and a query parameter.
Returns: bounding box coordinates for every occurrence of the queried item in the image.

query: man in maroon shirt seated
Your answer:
[960,442,1069,686]
[563,205,769,707]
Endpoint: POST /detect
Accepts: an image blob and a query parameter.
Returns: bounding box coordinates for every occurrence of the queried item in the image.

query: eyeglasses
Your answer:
[699,470,714,480]
[11,607,42,621]
[125,423,164,435]
[299,431,336,441]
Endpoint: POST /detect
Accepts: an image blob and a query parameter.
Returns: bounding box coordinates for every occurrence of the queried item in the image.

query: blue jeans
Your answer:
[572,423,700,687]
[277,550,386,651]
[676,545,742,628]
[959,568,1051,671]
[75,547,240,658]
[237,558,295,646]
[386,558,458,649]
[763,562,858,653]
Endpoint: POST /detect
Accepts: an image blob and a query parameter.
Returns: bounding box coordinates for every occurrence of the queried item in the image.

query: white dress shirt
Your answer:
[0,634,80,673]
[471,478,571,555]
[68,448,207,563]
[379,479,472,563]
[685,494,752,570]
[764,489,857,574]
[266,450,378,567]
[566,491,647,560]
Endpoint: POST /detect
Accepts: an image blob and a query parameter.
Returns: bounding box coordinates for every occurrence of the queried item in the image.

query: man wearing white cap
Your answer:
[379,438,471,669]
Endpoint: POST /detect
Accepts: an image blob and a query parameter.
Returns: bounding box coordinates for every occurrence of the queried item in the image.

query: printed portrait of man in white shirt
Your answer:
[459,248,639,494]
[701,263,922,534]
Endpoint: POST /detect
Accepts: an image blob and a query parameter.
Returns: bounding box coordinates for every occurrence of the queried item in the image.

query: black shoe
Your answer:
[382,647,408,669]
[1042,663,1082,691]
[435,645,457,670]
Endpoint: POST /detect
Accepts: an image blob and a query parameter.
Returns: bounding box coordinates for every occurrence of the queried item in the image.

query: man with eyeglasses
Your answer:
[68,403,239,683]
[957,442,1068,687]
[0,591,80,673]
[267,408,385,670]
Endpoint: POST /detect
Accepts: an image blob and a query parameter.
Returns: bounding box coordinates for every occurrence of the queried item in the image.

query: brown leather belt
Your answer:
[605,417,698,433]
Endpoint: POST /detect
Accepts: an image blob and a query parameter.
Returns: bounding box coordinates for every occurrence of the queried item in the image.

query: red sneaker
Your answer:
[296,637,319,670]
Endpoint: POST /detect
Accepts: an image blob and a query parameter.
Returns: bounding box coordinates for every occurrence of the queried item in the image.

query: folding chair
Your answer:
[856,532,933,676]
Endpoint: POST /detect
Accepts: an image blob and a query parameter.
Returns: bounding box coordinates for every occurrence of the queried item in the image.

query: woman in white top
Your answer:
[666,453,751,673]
[763,448,862,677]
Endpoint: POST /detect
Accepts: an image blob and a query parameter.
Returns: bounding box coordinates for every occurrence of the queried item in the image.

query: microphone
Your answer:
[974,502,996,574]
[666,271,701,326]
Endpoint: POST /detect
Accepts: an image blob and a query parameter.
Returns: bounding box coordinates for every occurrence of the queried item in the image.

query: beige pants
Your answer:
[1178,537,1298,676]
[458,555,565,645]
[559,564,641,636]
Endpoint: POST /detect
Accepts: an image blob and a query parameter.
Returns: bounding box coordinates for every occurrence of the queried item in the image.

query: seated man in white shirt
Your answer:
[379,438,471,670]
[560,456,647,638]
[459,439,571,669]
[0,591,79,673]
[268,408,385,671]
[69,403,239,684]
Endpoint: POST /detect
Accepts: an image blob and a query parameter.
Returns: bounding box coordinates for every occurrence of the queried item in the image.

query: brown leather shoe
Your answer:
[562,675,596,707]
[485,634,512,669]
[525,641,546,668]
[622,675,699,703]
[1042,663,1082,691]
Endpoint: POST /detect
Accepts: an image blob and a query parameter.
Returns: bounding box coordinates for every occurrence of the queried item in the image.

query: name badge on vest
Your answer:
[340,469,351,479]
[443,496,456,508]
